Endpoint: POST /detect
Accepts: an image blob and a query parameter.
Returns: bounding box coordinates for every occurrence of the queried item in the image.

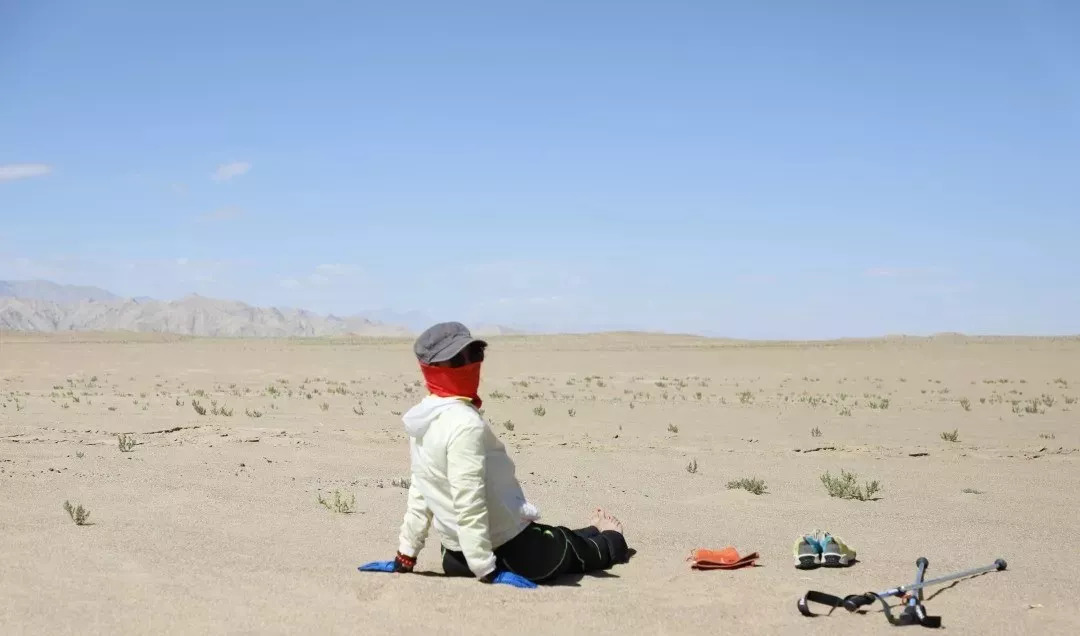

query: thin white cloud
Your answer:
[0,255,240,290]
[314,263,358,276]
[462,260,589,293]
[0,255,62,278]
[736,273,778,284]
[199,206,244,222]
[278,264,362,289]
[865,267,946,278]
[492,296,564,306]
[211,161,251,182]
[0,163,53,182]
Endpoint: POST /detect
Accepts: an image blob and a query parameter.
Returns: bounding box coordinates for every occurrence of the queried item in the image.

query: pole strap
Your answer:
[798,590,942,628]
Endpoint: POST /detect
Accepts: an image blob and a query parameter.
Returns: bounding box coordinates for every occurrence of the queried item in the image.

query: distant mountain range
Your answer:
[0,280,521,338]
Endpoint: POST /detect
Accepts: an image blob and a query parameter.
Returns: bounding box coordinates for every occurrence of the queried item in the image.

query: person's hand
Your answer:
[481,570,537,589]
[358,552,416,573]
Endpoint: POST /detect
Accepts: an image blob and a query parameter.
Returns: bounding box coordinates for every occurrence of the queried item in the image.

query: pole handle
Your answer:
[843,593,878,612]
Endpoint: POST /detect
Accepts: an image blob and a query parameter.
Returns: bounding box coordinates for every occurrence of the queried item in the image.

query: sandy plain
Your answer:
[2,331,1078,635]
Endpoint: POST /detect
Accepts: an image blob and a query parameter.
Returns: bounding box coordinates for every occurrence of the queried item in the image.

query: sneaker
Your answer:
[820,533,856,567]
[793,534,822,569]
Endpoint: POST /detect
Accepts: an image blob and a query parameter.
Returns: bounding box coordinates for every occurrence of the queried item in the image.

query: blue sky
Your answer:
[2,1,1078,338]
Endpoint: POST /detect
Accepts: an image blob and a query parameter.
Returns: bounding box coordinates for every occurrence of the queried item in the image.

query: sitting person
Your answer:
[378,321,630,584]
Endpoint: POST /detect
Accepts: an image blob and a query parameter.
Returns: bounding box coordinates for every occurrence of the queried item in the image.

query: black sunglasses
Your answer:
[446,342,486,367]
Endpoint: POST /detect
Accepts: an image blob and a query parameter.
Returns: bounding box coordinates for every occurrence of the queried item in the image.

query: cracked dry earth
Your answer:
[2,332,1079,635]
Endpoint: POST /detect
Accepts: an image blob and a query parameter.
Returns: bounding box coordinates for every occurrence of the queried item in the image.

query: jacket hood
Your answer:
[401,395,474,437]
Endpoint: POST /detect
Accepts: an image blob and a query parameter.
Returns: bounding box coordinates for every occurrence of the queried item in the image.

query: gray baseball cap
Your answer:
[413,321,487,364]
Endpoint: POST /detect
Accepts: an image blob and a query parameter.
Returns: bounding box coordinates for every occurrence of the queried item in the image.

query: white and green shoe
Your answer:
[793,534,822,569]
[820,532,857,567]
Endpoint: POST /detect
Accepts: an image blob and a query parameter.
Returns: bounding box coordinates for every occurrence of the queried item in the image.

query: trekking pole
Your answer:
[909,557,928,605]
[843,559,1007,612]
[897,557,932,626]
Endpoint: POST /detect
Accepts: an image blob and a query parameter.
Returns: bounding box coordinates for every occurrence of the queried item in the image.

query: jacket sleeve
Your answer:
[446,418,496,578]
[397,479,433,558]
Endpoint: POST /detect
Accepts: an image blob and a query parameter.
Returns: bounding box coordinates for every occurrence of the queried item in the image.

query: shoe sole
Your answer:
[795,554,821,569]
[822,551,854,567]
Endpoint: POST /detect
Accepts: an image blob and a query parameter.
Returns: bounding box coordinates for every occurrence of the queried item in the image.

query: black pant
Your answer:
[441,522,630,583]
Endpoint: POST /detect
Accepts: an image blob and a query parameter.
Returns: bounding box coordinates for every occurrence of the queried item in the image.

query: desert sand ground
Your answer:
[2,332,1078,635]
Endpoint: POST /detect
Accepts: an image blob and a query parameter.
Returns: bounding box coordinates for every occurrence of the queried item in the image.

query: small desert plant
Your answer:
[838,406,852,416]
[868,397,890,410]
[352,405,365,416]
[1039,432,1056,440]
[390,477,410,489]
[245,408,263,418]
[63,500,90,525]
[820,469,881,501]
[502,419,515,431]
[316,490,356,514]
[961,488,984,495]
[667,423,679,434]
[737,391,754,404]
[319,401,329,411]
[75,451,84,459]
[567,408,576,417]
[940,429,960,442]
[1064,395,1077,405]
[686,458,698,474]
[532,405,546,417]
[726,477,767,495]
[210,404,233,416]
[191,400,207,416]
[810,426,822,437]
[489,389,509,399]
[1040,394,1055,408]
[959,397,971,411]
[117,433,136,452]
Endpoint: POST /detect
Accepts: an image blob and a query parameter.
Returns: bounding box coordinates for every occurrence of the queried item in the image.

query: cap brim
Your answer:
[427,335,487,363]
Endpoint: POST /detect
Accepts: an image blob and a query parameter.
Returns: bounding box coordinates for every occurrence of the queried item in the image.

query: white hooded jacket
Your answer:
[397,395,540,577]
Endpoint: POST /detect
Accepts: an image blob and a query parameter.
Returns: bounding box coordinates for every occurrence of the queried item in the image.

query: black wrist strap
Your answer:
[797,590,846,616]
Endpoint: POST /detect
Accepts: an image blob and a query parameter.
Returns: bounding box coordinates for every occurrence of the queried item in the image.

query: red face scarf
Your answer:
[419,361,483,408]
